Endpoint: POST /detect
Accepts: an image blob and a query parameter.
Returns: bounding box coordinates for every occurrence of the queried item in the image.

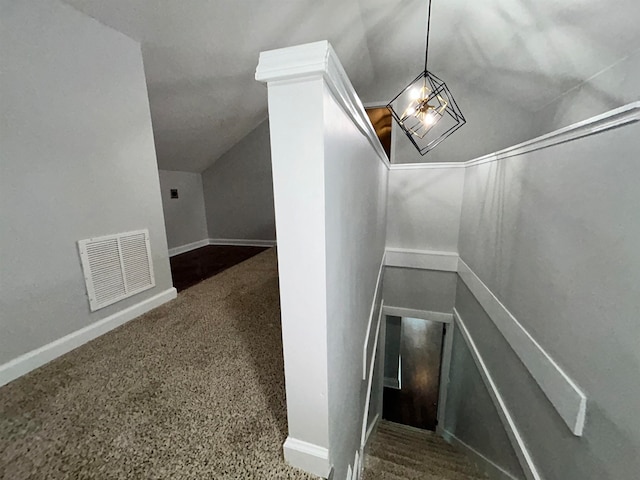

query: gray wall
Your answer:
[386,167,465,252]
[444,325,525,479]
[158,170,208,250]
[457,121,640,479]
[202,120,276,241]
[383,268,457,313]
[0,0,172,364]
[533,48,640,135]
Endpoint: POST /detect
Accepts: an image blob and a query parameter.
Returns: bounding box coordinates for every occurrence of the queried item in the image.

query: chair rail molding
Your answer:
[385,248,459,272]
[384,248,587,437]
[458,258,587,436]
[454,308,542,480]
[389,101,640,170]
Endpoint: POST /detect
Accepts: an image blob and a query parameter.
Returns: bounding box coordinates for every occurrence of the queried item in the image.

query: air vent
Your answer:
[78,229,155,311]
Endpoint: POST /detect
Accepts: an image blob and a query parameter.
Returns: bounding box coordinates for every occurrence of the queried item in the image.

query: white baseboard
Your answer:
[454,309,541,480]
[283,436,331,478]
[0,288,177,387]
[364,413,380,447]
[441,430,522,480]
[168,239,210,257]
[208,238,277,247]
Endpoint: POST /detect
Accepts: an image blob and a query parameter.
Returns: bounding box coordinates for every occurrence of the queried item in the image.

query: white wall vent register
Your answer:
[78,229,155,311]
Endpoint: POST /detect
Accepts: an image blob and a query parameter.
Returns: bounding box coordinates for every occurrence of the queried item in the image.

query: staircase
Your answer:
[362,421,487,480]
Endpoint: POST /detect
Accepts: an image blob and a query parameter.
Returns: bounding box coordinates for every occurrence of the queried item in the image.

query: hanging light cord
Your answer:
[423,0,432,72]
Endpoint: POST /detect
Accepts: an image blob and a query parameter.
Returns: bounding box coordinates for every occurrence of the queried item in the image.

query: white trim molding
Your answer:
[362,253,386,379]
[256,40,390,169]
[458,259,587,436]
[454,308,542,480]
[361,301,384,449]
[208,238,277,248]
[0,288,177,387]
[437,321,455,434]
[385,248,459,272]
[387,101,640,170]
[283,437,331,478]
[384,248,587,437]
[168,238,210,257]
[466,101,640,167]
[382,305,453,324]
[390,161,467,170]
[441,430,522,480]
[364,413,380,449]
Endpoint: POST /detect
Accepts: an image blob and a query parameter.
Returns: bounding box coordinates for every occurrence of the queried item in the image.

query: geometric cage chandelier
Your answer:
[387,0,466,155]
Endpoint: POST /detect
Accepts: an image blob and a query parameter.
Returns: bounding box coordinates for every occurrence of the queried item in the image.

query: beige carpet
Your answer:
[0,249,316,479]
[362,421,487,480]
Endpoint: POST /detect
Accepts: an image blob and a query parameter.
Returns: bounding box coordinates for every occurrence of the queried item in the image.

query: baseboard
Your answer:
[364,413,380,447]
[283,436,331,478]
[168,239,210,257]
[0,288,177,388]
[208,238,277,247]
[453,308,541,480]
[361,300,384,448]
[441,430,522,480]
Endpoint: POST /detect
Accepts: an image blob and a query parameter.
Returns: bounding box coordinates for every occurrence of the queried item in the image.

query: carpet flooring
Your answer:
[0,249,317,480]
[362,421,487,480]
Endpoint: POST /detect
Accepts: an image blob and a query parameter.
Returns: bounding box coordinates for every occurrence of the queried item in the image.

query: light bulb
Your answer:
[423,112,436,126]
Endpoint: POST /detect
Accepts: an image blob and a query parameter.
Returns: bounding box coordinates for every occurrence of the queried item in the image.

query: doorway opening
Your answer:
[382,315,452,431]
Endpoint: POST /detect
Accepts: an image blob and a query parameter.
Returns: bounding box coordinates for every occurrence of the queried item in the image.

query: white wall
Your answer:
[266,76,331,473]
[0,1,172,368]
[457,116,640,479]
[257,40,389,479]
[322,82,388,480]
[533,48,640,135]
[202,120,276,242]
[158,170,208,251]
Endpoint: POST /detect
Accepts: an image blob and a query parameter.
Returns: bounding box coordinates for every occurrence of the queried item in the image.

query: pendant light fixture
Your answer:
[387,0,465,156]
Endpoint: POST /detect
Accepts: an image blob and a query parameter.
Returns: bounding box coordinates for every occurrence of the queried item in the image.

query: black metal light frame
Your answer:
[386,0,466,156]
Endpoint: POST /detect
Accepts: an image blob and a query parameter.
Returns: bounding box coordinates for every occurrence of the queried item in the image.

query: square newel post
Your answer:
[255,41,334,478]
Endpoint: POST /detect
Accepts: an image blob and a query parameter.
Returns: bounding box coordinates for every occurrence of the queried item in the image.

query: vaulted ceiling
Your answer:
[64,0,640,171]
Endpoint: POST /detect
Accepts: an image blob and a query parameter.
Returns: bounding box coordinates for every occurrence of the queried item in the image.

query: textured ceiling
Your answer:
[64,0,640,171]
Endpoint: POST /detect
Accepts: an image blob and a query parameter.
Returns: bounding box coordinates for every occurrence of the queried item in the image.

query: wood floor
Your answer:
[169,245,268,291]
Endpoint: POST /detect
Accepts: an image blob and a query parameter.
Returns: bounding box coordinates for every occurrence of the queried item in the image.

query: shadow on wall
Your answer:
[223,251,289,439]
